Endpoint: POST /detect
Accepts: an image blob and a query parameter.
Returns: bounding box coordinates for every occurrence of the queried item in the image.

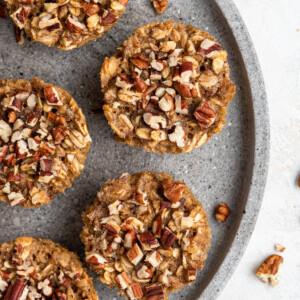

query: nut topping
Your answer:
[162,179,186,203]
[168,123,186,148]
[152,214,162,238]
[126,244,144,265]
[138,233,160,251]
[44,87,62,106]
[0,78,91,208]
[124,230,137,249]
[193,100,216,129]
[127,283,143,299]
[81,171,211,300]
[146,284,165,300]
[137,265,152,279]
[0,238,97,300]
[37,279,53,297]
[115,272,132,289]
[160,228,177,250]
[86,253,107,266]
[101,21,235,154]
[145,250,162,268]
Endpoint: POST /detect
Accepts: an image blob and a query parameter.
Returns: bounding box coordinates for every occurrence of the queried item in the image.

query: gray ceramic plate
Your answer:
[0,0,269,299]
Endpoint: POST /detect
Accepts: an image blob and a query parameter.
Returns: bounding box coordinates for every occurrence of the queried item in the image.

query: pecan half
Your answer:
[4,280,25,300]
[256,255,283,287]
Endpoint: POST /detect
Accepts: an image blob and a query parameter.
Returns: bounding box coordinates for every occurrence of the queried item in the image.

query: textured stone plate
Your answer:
[0,0,269,299]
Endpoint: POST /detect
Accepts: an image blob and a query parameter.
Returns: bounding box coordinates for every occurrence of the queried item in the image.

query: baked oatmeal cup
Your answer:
[81,171,211,299]
[0,78,91,208]
[101,20,235,154]
[0,237,98,299]
[4,0,129,50]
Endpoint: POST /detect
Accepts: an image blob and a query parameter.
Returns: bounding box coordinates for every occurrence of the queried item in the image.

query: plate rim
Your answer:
[200,0,270,298]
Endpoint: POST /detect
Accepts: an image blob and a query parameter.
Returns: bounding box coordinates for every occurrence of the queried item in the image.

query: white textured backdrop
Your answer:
[220,0,300,299]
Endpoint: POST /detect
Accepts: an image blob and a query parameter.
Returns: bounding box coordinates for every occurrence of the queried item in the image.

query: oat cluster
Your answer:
[0,237,98,299]
[101,20,235,154]
[81,171,211,299]
[0,78,91,208]
[4,0,129,49]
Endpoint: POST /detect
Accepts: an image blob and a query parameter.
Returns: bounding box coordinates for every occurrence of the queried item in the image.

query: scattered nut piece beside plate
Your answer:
[256,254,283,287]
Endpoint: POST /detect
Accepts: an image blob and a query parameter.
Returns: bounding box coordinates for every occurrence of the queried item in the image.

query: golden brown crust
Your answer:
[0,78,91,208]
[4,0,129,50]
[81,171,211,299]
[0,237,98,299]
[101,20,235,154]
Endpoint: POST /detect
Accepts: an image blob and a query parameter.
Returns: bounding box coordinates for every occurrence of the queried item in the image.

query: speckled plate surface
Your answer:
[0,0,269,299]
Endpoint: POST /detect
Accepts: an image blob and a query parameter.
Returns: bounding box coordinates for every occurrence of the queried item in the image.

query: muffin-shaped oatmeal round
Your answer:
[0,237,98,299]
[0,78,91,208]
[4,0,129,50]
[101,20,235,154]
[81,171,211,299]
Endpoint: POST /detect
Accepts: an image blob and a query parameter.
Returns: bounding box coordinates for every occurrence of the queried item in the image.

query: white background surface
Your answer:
[220,1,300,299]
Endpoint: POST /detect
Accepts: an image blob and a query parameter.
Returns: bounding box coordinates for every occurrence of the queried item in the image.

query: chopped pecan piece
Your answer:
[52,127,68,144]
[152,214,162,238]
[37,278,53,297]
[102,220,120,237]
[186,268,197,282]
[124,230,137,249]
[198,39,223,56]
[82,2,100,16]
[44,87,62,106]
[86,253,107,266]
[162,178,186,203]
[134,78,147,93]
[174,81,192,99]
[275,244,285,253]
[137,265,152,279]
[145,250,163,268]
[146,284,165,300]
[126,244,144,265]
[7,172,22,182]
[127,283,143,299]
[100,9,117,26]
[151,0,168,15]
[193,100,216,129]
[138,232,160,251]
[66,15,86,33]
[115,271,132,289]
[161,227,177,250]
[7,110,17,123]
